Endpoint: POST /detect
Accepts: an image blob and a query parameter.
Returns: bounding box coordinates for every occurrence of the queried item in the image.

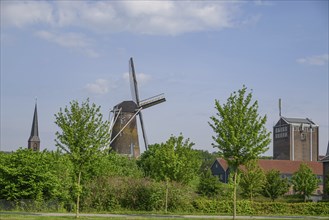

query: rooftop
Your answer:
[215,158,323,175]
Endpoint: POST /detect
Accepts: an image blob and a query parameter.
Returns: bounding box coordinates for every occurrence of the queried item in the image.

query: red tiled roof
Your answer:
[216,158,323,175]
[257,160,322,175]
[216,158,229,171]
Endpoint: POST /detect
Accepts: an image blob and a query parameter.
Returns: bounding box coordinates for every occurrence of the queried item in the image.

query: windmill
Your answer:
[109,58,166,157]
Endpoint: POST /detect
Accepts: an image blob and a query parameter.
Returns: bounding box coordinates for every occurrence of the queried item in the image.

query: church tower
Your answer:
[28,102,40,151]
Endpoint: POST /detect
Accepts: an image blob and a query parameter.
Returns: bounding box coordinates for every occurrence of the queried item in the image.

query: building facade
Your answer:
[273,117,319,161]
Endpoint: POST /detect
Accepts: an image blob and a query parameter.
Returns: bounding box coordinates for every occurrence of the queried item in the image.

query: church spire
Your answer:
[28,101,40,151]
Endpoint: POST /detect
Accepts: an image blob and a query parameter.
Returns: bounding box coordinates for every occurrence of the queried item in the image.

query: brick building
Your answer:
[273,117,319,161]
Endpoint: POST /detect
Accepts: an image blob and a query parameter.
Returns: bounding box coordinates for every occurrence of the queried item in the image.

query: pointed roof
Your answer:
[215,158,229,171]
[28,103,40,142]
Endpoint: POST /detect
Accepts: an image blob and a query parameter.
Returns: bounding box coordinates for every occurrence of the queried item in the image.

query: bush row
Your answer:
[192,198,329,216]
[81,176,196,212]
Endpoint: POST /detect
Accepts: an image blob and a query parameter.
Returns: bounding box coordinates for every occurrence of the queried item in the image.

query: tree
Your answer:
[239,160,265,201]
[138,134,201,212]
[194,150,218,175]
[54,99,110,218]
[325,173,329,197]
[209,86,270,219]
[0,149,63,203]
[291,163,320,202]
[197,170,223,198]
[262,169,290,201]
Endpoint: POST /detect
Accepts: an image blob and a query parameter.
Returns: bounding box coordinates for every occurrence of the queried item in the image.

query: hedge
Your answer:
[192,198,329,216]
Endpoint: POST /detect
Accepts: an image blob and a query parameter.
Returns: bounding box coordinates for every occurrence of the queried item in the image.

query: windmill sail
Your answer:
[139,93,166,109]
[110,57,166,156]
[138,111,149,150]
[129,58,140,105]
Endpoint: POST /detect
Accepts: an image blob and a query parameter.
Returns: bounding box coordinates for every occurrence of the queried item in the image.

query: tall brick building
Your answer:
[273,117,319,161]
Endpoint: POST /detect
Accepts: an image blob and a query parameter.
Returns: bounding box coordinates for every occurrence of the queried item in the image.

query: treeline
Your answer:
[1,93,328,217]
[0,145,328,215]
[0,142,204,213]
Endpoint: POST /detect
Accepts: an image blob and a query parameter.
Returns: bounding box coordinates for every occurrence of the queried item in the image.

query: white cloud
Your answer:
[85,79,110,95]
[2,1,242,35]
[123,72,151,85]
[35,31,99,58]
[1,1,54,27]
[297,54,329,66]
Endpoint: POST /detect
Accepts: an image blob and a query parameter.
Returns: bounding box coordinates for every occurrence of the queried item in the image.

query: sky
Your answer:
[1,0,328,156]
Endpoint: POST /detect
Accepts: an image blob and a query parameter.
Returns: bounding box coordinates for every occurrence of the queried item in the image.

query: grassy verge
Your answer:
[1,212,328,220]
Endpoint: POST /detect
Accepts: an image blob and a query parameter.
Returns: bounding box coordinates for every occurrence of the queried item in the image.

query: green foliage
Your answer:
[209,85,271,218]
[193,150,218,174]
[86,152,142,179]
[239,160,265,201]
[209,86,271,170]
[0,149,73,212]
[262,170,290,201]
[54,99,111,174]
[325,173,329,196]
[138,134,201,213]
[54,99,111,217]
[0,149,63,201]
[82,177,196,212]
[291,163,320,202]
[197,170,223,198]
[138,134,201,185]
[193,199,329,216]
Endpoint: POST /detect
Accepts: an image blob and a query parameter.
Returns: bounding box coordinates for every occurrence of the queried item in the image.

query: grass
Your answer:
[1,212,328,220]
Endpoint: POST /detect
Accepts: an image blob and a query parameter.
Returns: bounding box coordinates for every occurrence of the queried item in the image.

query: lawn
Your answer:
[1,212,328,220]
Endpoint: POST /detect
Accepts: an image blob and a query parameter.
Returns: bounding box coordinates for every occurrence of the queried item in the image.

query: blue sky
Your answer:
[1,1,328,156]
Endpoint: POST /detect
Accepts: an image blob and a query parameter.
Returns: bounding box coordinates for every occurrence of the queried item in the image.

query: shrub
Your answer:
[82,176,196,212]
[193,198,329,216]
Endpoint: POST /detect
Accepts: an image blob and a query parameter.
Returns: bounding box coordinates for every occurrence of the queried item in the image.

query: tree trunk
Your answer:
[165,179,169,213]
[233,170,237,220]
[76,171,81,218]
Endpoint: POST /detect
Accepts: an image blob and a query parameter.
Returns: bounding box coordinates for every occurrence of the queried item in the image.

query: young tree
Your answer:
[291,163,320,202]
[239,160,265,201]
[209,86,270,219]
[54,99,110,218]
[138,134,201,212]
[262,169,290,201]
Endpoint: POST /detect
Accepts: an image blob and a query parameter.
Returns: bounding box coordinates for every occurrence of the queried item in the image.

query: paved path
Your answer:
[1,212,328,219]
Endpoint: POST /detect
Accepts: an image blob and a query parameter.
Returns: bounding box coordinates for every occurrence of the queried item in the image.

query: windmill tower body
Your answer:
[110,58,166,157]
[111,101,140,157]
